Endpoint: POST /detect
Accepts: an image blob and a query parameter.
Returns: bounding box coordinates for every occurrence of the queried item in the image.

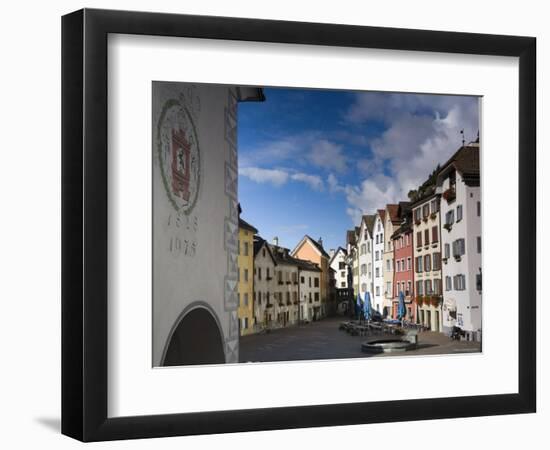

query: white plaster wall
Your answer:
[357,224,374,302]
[275,264,300,324]
[383,214,398,313]
[330,249,348,289]
[373,215,385,312]
[300,268,322,321]
[253,245,278,327]
[152,82,237,365]
[440,172,482,335]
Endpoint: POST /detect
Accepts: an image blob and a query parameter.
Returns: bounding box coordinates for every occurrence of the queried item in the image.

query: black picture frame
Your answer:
[62,8,536,442]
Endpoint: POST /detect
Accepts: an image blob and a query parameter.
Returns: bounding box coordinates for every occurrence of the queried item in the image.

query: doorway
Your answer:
[162,307,225,366]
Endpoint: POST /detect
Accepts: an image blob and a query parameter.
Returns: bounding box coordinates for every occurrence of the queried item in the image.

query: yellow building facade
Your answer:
[238,218,258,336]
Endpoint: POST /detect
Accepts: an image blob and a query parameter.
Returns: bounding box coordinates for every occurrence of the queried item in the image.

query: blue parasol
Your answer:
[363,291,372,321]
[397,290,407,320]
[356,292,363,320]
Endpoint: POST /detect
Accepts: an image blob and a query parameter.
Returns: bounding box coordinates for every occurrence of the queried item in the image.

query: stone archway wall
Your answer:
[161,302,226,366]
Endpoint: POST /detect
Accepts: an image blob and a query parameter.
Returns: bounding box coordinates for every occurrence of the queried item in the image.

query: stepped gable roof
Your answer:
[361,214,376,236]
[238,217,258,234]
[438,143,480,186]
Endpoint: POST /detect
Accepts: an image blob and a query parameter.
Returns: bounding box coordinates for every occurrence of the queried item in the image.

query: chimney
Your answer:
[329,248,335,258]
[272,236,279,246]
[318,237,323,248]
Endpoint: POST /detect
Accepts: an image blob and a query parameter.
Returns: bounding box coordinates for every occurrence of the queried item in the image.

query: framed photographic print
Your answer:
[62,8,536,442]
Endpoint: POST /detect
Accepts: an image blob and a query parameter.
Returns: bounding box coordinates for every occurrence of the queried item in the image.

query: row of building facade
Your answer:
[237,218,336,335]
[344,141,482,341]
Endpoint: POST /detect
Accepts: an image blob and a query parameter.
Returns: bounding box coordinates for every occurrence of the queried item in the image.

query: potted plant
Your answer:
[442,187,456,202]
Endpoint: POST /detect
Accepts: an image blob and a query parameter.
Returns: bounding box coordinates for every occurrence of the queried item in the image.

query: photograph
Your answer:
[152,81,482,367]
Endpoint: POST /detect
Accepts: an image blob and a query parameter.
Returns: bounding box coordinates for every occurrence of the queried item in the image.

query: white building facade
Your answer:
[372,210,385,313]
[298,263,322,322]
[438,143,482,341]
[330,247,349,290]
[357,215,375,305]
[253,238,278,330]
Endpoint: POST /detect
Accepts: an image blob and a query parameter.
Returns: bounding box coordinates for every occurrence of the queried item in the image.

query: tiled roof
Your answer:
[269,242,322,271]
[293,257,322,272]
[253,236,277,264]
[438,143,480,186]
[238,217,258,233]
[304,235,330,259]
[386,204,400,224]
[377,209,386,223]
[362,214,376,235]
[329,246,347,265]
[346,229,356,246]
[391,222,413,240]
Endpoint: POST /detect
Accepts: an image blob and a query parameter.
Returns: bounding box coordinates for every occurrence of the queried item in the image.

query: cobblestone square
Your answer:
[239,317,481,363]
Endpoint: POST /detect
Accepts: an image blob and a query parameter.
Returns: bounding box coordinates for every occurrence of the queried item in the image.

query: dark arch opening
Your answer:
[162,308,225,366]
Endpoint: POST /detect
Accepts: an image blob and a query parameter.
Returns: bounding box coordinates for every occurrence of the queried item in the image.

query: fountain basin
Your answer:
[361,338,416,353]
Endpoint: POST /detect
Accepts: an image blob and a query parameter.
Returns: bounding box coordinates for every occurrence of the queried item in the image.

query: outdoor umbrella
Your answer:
[397,290,407,322]
[363,291,372,321]
[356,292,363,321]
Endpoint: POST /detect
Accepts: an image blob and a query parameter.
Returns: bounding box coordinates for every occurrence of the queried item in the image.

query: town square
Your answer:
[152,82,481,366]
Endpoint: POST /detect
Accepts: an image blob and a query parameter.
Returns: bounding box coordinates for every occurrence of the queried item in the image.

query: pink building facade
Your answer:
[391,207,416,322]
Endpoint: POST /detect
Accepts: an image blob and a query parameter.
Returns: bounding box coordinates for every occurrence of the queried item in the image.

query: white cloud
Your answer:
[308,140,347,173]
[239,167,289,186]
[239,167,325,191]
[342,93,479,222]
[290,172,324,191]
[327,173,345,193]
[240,133,348,174]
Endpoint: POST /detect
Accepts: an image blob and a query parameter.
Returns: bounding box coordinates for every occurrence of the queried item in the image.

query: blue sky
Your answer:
[238,87,479,252]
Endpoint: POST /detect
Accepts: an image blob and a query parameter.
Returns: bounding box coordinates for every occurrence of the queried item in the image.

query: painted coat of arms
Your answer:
[157,98,201,213]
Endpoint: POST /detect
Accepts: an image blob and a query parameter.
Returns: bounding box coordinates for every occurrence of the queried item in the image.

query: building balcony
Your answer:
[442,187,456,203]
